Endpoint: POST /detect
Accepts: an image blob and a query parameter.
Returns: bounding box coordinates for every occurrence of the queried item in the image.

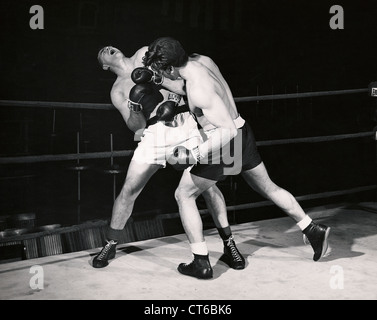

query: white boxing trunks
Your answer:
[132,112,202,167]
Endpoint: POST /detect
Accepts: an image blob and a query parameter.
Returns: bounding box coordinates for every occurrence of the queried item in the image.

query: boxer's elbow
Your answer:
[230,127,238,139]
[127,120,146,133]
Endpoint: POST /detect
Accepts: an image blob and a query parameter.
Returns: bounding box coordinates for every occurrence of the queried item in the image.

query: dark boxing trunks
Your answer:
[190,121,262,181]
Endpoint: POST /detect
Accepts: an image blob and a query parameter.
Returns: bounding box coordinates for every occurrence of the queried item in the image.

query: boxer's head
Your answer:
[143,37,188,80]
[98,46,123,71]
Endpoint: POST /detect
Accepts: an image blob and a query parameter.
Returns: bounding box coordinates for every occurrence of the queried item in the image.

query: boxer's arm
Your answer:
[111,89,147,133]
[167,89,237,170]
[161,77,186,96]
[191,85,237,159]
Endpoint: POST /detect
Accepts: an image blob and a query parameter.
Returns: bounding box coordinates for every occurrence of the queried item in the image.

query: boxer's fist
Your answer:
[156,101,178,122]
[155,92,181,122]
[129,83,164,119]
[131,67,163,85]
[167,146,197,170]
[131,67,154,84]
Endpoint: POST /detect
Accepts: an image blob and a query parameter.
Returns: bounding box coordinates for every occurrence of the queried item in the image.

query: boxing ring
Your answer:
[0,85,377,300]
[0,83,377,259]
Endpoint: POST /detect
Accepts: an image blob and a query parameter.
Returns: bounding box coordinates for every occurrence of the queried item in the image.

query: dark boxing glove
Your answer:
[131,67,153,84]
[155,93,182,122]
[167,146,203,170]
[128,83,164,119]
[131,67,163,85]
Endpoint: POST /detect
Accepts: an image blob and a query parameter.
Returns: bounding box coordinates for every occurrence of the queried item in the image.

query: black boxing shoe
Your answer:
[221,235,245,270]
[92,240,117,268]
[302,222,331,261]
[177,254,213,279]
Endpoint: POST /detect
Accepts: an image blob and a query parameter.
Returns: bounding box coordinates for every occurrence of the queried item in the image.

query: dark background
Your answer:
[0,0,376,228]
[1,0,377,101]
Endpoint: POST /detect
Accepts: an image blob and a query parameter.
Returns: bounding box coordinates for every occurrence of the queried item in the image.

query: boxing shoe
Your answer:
[221,235,245,270]
[178,254,213,279]
[302,222,331,261]
[92,240,117,268]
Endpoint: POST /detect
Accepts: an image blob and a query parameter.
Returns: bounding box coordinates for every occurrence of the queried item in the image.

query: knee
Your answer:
[174,187,184,204]
[174,186,195,204]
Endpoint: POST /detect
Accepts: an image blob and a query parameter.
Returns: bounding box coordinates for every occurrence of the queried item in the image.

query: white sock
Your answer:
[297,215,312,231]
[190,241,208,256]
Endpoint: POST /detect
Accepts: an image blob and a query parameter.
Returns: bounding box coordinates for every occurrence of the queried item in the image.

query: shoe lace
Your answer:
[98,240,116,260]
[303,234,310,245]
[226,236,242,262]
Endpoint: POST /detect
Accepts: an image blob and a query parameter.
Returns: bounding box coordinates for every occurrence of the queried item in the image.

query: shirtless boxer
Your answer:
[143,37,331,279]
[92,46,245,270]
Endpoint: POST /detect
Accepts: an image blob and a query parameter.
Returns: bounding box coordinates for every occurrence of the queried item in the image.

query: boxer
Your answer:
[143,37,331,279]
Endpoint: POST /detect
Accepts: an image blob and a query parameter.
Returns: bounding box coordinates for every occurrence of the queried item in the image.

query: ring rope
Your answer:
[0,131,374,165]
[0,150,134,165]
[0,87,370,110]
[235,88,369,102]
[0,100,114,110]
[256,131,375,147]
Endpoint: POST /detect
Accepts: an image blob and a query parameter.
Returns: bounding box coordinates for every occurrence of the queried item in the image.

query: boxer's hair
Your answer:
[143,37,188,72]
[97,47,106,67]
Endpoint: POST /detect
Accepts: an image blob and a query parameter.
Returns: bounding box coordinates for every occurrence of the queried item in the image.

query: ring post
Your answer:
[368,82,377,98]
[369,82,377,201]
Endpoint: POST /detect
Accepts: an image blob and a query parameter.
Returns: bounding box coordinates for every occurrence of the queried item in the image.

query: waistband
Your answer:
[201,114,246,134]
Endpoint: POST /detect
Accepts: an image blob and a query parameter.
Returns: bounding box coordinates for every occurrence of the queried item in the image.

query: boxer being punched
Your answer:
[92,46,245,271]
[143,37,331,279]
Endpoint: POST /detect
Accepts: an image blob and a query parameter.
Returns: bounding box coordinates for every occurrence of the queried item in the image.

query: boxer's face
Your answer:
[160,66,181,81]
[149,64,181,82]
[98,46,123,68]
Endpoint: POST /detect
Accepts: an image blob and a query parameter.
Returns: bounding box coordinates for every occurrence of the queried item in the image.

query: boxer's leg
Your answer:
[201,185,245,269]
[241,162,330,261]
[92,161,161,268]
[173,169,216,279]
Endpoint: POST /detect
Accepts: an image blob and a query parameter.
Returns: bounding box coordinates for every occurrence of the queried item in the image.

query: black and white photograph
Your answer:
[0,0,376,304]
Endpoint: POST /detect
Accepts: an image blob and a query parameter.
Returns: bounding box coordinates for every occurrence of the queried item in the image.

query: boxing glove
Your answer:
[155,93,182,122]
[131,67,163,85]
[155,101,177,122]
[131,67,154,84]
[128,83,164,119]
[167,146,202,170]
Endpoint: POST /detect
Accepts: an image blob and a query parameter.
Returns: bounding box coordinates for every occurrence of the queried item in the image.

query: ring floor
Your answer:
[0,202,376,300]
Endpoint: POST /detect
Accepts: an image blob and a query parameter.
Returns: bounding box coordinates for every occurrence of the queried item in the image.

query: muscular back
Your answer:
[188,54,239,131]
